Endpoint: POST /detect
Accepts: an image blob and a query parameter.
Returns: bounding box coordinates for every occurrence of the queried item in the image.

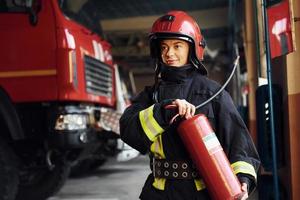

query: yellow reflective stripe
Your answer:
[153,178,166,190]
[231,161,257,179]
[139,105,164,141]
[194,179,206,191]
[150,134,166,190]
[150,135,206,191]
[150,135,166,158]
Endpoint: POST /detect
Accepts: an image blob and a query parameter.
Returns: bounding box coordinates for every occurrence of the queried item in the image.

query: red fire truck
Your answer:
[0,0,123,199]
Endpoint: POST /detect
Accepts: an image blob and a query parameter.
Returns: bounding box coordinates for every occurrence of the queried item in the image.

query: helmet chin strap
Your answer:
[152,60,161,103]
[154,62,159,72]
[191,59,199,69]
[188,46,206,75]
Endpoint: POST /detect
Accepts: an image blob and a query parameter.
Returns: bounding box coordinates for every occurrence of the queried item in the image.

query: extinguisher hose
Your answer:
[166,56,240,124]
[195,56,240,110]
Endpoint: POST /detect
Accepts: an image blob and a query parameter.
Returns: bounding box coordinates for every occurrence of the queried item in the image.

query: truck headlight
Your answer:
[55,114,88,130]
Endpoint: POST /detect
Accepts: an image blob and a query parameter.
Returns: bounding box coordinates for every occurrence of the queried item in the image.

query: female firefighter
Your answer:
[120,11,260,200]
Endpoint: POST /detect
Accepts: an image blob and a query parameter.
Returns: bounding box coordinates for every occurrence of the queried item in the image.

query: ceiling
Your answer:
[92,0,228,20]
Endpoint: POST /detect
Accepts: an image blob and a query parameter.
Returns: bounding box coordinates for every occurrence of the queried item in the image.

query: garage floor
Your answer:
[48,155,150,200]
[48,155,258,200]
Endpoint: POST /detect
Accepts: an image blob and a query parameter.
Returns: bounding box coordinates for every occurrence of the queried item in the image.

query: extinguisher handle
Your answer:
[164,104,180,124]
[164,104,177,109]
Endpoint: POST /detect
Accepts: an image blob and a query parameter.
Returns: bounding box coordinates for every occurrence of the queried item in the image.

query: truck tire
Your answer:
[0,139,19,200]
[16,157,71,200]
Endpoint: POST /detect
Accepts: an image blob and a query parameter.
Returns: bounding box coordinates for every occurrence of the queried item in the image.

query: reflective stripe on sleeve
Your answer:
[139,105,164,141]
[231,161,257,180]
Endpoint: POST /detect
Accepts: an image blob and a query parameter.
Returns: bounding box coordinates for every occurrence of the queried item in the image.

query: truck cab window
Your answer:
[0,0,28,12]
[58,0,103,37]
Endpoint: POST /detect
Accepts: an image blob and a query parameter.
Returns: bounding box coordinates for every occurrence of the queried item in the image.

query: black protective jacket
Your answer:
[120,65,260,200]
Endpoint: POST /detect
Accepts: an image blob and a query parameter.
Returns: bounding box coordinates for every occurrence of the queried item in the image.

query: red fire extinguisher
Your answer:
[168,57,244,200]
[178,114,243,200]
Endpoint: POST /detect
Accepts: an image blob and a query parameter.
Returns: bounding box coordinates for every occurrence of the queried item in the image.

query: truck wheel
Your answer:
[16,156,71,200]
[0,139,19,200]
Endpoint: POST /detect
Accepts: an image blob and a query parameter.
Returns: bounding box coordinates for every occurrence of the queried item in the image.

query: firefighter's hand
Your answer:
[240,183,248,200]
[171,99,195,119]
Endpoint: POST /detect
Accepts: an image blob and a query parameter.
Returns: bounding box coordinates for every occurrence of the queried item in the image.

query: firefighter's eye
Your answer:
[161,45,168,51]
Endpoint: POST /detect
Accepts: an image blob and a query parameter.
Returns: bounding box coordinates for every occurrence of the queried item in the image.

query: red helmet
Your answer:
[149,10,207,75]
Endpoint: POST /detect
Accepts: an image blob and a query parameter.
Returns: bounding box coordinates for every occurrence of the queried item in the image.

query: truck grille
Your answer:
[84,55,113,97]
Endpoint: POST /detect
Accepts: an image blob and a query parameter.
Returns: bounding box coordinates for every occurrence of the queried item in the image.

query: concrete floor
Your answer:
[48,155,258,200]
[48,155,150,200]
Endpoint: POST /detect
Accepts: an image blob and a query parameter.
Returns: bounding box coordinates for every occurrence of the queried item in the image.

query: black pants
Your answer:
[139,175,211,200]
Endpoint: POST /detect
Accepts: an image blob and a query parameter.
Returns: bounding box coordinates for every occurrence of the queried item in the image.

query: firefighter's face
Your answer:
[160,39,189,67]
